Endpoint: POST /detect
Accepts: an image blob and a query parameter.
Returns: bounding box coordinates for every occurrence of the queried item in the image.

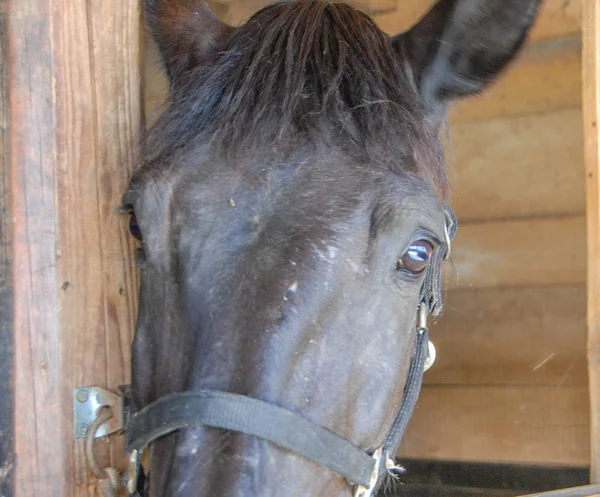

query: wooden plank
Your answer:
[396,459,590,494]
[0,1,13,495]
[397,386,590,466]
[10,0,66,493]
[582,0,600,483]
[447,108,584,222]
[520,486,600,497]
[374,0,582,42]
[450,36,581,124]
[444,215,586,290]
[392,485,514,497]
[9,0,141,495]
[426,285,587,387]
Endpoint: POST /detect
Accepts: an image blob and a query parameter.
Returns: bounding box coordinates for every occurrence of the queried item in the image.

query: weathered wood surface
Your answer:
[9,0,141,495]
[519,486,600,497]
[583,0,600,483]
[427,285,587,387]
[447,108,584,222]
[0,0,13,495]
[10,0,66,492]
[397,386,590,466]
[394,459,590,495]
[443,215,586,290]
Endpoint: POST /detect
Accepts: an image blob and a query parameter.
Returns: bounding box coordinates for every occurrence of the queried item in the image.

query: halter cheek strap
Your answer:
[125,207,457,497]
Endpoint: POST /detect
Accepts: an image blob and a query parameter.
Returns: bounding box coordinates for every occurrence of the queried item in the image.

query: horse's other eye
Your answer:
[397,240,434,275]
[129,210,142,241]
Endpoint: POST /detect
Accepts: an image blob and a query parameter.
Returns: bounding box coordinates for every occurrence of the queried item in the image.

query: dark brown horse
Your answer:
[122,1,541,495]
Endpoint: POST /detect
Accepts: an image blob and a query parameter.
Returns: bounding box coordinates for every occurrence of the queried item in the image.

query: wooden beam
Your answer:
[447,108,584,222]
[427,285,587,387]
[443,215,586,290]
[0,0,13,495]
[583,0,600,484]
[396,459,589,494]
[519,485,600,497]
[9,0,141,495]
[397,386,590,466]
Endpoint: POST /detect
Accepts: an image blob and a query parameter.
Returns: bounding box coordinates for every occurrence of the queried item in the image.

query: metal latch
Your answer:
[73,385,131,439]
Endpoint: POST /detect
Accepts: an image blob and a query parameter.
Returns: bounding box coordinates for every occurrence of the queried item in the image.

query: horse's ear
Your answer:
[392,0,542,120]
[146,0,236,87]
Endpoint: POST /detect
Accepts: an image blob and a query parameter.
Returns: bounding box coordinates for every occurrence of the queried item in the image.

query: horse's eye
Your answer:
[397,240,434,275]
[129,210,142,241]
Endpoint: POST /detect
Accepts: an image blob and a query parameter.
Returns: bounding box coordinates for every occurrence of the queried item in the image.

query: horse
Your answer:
[121,0,542,495]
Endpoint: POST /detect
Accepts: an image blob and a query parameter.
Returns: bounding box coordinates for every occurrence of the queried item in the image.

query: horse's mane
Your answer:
[143,0,447,198]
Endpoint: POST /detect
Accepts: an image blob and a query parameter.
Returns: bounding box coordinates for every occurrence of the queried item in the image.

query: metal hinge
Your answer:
[73,384,132,439]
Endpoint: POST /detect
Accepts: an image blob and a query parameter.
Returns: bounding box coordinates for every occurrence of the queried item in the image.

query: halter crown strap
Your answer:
[126,390,379,488]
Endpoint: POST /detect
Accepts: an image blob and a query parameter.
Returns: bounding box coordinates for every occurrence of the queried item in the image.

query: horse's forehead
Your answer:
[130,152,444,234]
[169,155,432,203]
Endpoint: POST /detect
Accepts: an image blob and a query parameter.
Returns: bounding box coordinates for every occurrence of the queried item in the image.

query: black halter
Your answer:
[125,207,457,497]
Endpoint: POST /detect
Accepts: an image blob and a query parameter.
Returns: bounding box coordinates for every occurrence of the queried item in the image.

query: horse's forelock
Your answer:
[141,0,448,200]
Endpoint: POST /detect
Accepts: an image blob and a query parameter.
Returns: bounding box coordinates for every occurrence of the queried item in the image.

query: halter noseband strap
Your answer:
[125,324,431,497]
[125,207,456,497]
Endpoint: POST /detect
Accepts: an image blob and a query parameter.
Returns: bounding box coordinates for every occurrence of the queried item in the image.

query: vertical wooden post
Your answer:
[7,0,142,495]
[0,0,14,495]
[583,0,600,484]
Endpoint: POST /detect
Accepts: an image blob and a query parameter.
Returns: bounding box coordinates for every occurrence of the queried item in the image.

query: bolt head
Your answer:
[76,389,89,403]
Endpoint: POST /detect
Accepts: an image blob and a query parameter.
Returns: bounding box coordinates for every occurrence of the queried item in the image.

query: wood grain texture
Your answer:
[449,36,581,124]
[9,0,141,495]
[582,0,600,482]
[375,0,582,42]
[447,108,584,222]
[0,1,13,495]
[426,285,587,387]
[397,386,590,466]
[444,216,586,290]
[10,0,66,493]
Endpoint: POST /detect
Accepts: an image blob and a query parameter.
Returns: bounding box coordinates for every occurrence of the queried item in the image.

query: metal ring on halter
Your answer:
[443,223,452,261]
[424,340,436,372]
[417,304,436,372]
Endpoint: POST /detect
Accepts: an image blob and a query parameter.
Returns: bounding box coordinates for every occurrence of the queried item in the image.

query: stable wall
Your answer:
[142,0,588,468]
[397,3,589,467]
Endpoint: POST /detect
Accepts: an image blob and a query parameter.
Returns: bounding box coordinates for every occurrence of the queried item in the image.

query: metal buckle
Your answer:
[353,447,383,497]
[417,304,428,335]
